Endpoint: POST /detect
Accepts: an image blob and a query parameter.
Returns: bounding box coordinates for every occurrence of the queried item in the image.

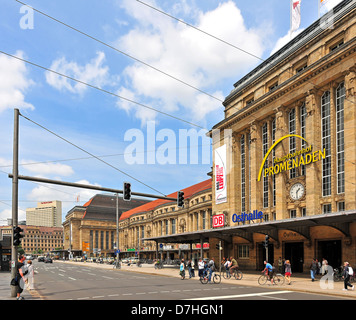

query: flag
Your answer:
[291,0,301,32]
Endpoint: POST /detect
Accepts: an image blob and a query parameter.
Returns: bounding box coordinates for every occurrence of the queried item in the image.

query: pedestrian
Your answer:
[284,260,292,285]
[191,259,195,277]
[15,254,27,300]
[321,258,328,275]
[26,260,35,290]
[310,258,317,282]
[278,257,283,274]
[179,259,185,280]
[342,262,354,291]
[316,259,321,275]
[187,259,192,278]
[198,258,204,278]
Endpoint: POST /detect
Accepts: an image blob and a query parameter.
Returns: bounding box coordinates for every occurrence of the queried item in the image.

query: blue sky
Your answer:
[0,0,343,223]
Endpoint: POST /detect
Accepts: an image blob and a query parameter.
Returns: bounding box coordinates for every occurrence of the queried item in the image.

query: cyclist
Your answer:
[262,260,274,284]
[207,257,215,283]
[224,258,231,277]
[229,256,239,275]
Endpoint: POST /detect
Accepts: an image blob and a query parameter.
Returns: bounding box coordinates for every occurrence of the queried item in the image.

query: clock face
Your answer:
[290,183,305,201]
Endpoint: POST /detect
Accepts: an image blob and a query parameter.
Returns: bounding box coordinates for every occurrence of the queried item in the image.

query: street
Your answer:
[30,261,350,301]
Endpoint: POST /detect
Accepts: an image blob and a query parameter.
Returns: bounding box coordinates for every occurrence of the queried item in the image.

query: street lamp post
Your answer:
[115,193,120,268]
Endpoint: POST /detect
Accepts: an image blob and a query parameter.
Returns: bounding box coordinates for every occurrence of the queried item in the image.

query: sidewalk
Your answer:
[1,261,355,300]
[0,271,41,300]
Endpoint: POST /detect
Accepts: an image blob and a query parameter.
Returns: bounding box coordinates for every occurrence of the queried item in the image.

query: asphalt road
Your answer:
[32,261,349,301]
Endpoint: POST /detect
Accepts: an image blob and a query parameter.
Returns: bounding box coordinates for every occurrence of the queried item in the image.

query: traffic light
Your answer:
[13,226,24,246]
[177,191,184,208]
[123,182,131,201]
[264,234,269,248]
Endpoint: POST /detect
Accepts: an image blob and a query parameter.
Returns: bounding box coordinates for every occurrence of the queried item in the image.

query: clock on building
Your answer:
[289,182,305,201]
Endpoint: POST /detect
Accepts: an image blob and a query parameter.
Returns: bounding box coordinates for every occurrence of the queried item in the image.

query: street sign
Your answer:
[212,214,225,228]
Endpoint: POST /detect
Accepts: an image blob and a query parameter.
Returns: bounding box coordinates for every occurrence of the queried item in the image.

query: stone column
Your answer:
[274,107,288,220]
[344,68,356,210]
[249,120,262,211]
[305,89,321,216]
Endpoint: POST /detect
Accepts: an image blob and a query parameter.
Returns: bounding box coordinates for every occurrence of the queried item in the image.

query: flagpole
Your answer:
[290,0,292,39]
[318,0,320,18]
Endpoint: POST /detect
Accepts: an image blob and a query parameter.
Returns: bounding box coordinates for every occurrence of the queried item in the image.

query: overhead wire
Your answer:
[0,50,207,131]
[14,0,223,104]
[19,112,168,196]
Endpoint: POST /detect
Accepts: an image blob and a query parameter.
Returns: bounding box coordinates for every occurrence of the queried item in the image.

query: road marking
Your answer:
[58,274,64,277]
[108,294,119,297]
[102,276,113,279]
[88,273,96,276]
[184,290,293,300]
[68,277,76,281]
[93,296,105,299]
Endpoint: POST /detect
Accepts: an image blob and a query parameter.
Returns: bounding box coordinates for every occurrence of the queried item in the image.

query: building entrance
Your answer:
[317,240,342,270]
[284,242,304,273]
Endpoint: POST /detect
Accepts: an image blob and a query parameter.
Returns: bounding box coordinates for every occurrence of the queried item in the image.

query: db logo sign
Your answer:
[212,214,225,228]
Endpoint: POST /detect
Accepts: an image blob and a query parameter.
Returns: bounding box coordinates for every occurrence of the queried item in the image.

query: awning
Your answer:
[143,210,356,245]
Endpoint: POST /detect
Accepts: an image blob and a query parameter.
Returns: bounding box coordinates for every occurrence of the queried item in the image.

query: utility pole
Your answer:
[115,193,120,268]
[11,108,19,297]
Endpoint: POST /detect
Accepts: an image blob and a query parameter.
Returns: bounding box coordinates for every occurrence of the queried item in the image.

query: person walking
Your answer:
[284,260,292,285]
[179,259,185,280]
[187,259,193,279]
[26,260,34,290]
[342,262,354,291]
[310,258,317,282]
[15,255,27,300]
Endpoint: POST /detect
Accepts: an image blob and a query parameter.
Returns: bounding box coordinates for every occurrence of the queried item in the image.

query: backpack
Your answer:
[348,266,354,276]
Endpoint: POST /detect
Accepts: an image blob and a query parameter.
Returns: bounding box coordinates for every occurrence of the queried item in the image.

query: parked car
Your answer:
[129,257,139,264]
[38,256,45,262]
[44,257,53,263]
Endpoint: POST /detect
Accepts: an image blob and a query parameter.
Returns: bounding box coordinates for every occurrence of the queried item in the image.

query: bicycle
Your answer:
[222,267,232,279]
[154,262,163,269]
[258,272,285,285]
[333,267,343,282]
[137,260,142,267]
[113,261,121,269]
[222,268,243,280]
[231,268,243,280]
[200,270,221,284]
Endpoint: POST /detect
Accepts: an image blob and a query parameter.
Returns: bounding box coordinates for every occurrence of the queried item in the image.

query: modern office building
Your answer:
[26,200,62,227]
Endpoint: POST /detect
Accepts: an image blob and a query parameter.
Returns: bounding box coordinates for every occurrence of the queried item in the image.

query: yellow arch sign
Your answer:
[257,134,308,182]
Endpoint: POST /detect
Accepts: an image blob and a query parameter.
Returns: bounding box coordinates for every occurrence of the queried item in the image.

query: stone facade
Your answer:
[210,0,356,271]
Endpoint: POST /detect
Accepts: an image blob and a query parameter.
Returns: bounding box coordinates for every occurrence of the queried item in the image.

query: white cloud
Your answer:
[0,50,34,113]
[115,0,269,125]
[270,28,304,56]
[45,51,110,95]
[22,161,74,176]
[320,0,343,15]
